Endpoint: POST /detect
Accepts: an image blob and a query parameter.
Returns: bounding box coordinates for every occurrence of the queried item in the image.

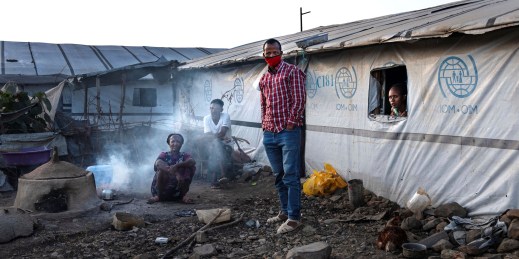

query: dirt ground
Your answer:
[0,174,423,259]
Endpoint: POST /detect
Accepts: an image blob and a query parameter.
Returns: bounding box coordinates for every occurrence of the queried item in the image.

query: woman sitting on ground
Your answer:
[148,133,196,204]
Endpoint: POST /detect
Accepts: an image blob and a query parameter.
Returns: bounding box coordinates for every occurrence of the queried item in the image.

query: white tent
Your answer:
[171,0,519,217]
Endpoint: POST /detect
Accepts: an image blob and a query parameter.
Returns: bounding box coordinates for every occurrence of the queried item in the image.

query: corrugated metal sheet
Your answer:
[181,0,519,69]
[0,41,226,80]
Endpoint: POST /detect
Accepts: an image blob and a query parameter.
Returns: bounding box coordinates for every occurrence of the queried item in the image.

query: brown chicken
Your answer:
[376,214,409,252]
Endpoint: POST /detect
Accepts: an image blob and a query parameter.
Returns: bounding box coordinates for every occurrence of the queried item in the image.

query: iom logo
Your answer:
[438,55,478,98]
[233,78,244,103]
[204,79,212,102]
[305,71,317,99]
[335,66,357,99]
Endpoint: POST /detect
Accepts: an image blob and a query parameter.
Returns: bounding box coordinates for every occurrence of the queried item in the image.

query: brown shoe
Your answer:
[267,212,288,224]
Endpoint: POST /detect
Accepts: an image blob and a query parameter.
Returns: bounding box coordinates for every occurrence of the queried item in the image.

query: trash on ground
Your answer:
[303,163,347,197]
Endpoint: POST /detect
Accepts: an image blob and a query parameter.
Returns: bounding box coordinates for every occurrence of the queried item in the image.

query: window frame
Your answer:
[368,65,408,122]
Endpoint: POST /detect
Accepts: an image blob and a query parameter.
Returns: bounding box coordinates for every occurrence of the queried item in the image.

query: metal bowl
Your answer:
[402,243,427,258]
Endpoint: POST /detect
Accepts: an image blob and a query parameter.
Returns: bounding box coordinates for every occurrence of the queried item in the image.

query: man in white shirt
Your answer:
[202,99,234,188]
[203,99,233,144]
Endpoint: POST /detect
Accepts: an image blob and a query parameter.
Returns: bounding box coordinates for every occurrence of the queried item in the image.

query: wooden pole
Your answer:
[83,81,88,122]
[118,73,126,140]
[96,76,101,126]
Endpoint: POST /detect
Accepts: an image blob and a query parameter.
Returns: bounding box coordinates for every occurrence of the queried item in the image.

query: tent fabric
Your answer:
[0,132,67,156]
[181,0,519,69]
[174,26,519,217]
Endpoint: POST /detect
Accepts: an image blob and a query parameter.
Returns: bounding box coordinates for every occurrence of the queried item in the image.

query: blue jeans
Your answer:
[263,127,302,221]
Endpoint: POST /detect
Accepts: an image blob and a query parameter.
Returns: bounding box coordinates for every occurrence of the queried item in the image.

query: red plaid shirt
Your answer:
[259,61,306,133]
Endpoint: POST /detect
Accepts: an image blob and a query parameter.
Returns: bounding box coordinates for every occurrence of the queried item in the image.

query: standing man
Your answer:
[259,38,306,234]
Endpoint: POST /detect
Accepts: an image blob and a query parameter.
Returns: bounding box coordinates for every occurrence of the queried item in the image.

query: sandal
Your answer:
[276,219,302,234]
[267,212,288,224]
[218,177,229,185]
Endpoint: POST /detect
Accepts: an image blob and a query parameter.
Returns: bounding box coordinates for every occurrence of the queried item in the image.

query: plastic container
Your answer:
[1,146,51,166]
[406,187,431,219]
[86,165,113,188]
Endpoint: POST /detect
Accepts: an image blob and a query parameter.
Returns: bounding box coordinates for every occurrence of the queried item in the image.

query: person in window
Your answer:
[388,83,408,117]
[148,133,196,204]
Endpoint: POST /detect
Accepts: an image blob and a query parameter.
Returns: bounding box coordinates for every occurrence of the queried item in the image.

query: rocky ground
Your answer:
[1,172,517,259]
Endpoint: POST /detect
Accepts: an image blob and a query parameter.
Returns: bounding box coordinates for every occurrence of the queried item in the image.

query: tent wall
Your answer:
[176,27,519,217]
[172,64,267,160]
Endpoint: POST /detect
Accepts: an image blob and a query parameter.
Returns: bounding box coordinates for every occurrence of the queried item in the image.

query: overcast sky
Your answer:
[3,0,458,49]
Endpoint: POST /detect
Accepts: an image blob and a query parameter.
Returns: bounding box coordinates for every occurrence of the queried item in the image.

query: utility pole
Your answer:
[300,7,311,32]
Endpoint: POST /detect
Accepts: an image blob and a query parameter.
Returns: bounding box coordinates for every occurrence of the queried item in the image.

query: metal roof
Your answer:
[181,0,519,69]
[0,41,226,84]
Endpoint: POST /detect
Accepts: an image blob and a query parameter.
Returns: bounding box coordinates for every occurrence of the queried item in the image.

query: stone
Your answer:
[285,241,332,259]
[0,207,36,243]
[436,221,448,232]
[329,195,341,202]
[322,218,340,224]
[262,165,273,173]
[432,239,454,252]
[434,202,467,218]
[423,217,444,231]
[458,244,486,256]
[418,230,449,248]
[401,216,422,231]
[465,229,481,244]
[508,218,519,239]
[196,231,209,243]
[302,225,317,236]
[192,244,217,257]
[504,209,519,220]
[441,249,467,259]
[497,238,519,253]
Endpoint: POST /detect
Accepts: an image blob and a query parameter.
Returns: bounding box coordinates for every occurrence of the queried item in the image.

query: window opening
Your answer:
[368,65,408,122]
[132,88,157,107]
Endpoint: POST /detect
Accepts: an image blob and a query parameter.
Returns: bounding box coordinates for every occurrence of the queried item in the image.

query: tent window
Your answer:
[368,66,408,122]
[132,88,157,107]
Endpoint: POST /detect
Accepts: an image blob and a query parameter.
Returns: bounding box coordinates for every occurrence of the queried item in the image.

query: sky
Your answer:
[3,0,458,49]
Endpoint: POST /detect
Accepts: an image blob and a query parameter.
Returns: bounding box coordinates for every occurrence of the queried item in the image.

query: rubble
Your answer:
[1,171,519,258]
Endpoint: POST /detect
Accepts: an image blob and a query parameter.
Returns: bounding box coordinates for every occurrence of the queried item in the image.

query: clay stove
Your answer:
[14,147,101,213]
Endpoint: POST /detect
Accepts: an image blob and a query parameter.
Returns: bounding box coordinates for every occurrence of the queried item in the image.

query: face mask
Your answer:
[264,55,282,67]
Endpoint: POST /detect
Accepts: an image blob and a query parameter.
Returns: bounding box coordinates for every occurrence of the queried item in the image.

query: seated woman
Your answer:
[148,133,196,204]
[388,83,408,117]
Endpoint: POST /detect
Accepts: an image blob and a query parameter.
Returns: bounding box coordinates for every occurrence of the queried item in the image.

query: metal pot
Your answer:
[402,243,427,259]
[101,189,115,200]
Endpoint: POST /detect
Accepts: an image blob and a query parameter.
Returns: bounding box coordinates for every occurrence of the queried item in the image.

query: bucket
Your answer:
[348,179,365,208]
[86,165,113,188]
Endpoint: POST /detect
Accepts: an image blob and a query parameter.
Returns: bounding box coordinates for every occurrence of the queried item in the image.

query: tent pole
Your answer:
[96,76,100,126]
[118,73,126,138]
[83,81,88,122]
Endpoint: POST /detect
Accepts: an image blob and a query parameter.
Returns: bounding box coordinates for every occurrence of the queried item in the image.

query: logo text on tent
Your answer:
[437,104,478,115]
[305,66,358,100]
[438,55,478,99]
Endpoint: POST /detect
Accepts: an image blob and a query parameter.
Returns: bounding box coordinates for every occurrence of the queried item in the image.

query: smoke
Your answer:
[92,124,205,196]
